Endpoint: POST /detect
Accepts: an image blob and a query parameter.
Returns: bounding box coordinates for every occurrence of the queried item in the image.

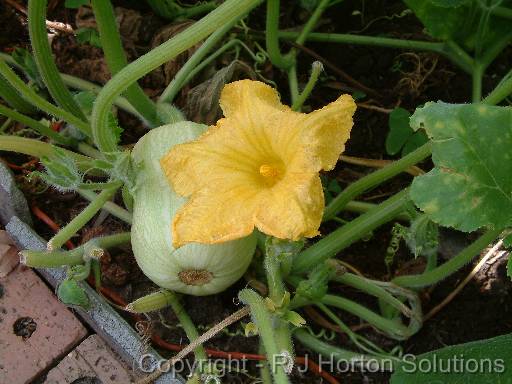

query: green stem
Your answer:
[293,329,396,370]
[392,228,502,288]
[324,142,431,220]
[0,103,74,146]
[127,289,175,312]
[21,232,131,267]
[77,189,132,224]
[259,343,273,384]
[295,0,331,46]
[238,289,291,384]
[264,241,294,358]
[275,32,474,74]
[0,60,91,136]
[483,68,512,105]
[479,30,512,71]
[291,61,322,111]
[159,18,237,103]
[76,142,102,159]
[344,200,410,221]
[287,65,299,105]
[167,292,209,364]
[48,182,122,250]
[180,38,259,85]
[321,294,410,339]
[58,73,140,117]
[333,272,414,318]
[178,2,218,19]
[91,0,263,152]
[472,63,483,103]
[90,0,158,127]
[266,0,295,70]
[0,117,12,133]
[492,5,512,19]
[28,0,86,120]
[0,135,92,169]
[0,75,37,114]
[0,52,137,117]
[316,303,395,357]
[293,189,410,274]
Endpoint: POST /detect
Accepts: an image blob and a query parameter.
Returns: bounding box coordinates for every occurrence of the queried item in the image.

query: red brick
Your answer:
[0,265,87,384]
[44,334,135,384]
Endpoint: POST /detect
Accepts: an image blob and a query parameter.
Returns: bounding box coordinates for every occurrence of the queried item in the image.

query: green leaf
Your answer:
[282,310,306,327]
[391,333,512,383]
[244,322,259,337]
[410,102,512,232]
[403,0,510,49]
[296,261,336,300]
[386,107,413,155]
[11,48,44,88]
[73,91,122,146]
[404,215,439,257]
[31,148,83,192]
[401,130,429,156]
[67,261,91,281]
[57,279,90,309]
[75,28,102,48]
[429,0,471,7]
[64,0,90,9]
[504,233,512,249]
[73,91,96,115]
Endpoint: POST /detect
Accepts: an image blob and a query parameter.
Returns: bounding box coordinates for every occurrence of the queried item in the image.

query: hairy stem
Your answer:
[293,189,410,274]
[90,0,158,126]
[0,75,36,114]
[293,329,396,370]
[77,189,132,224]
[91,0,263,152]
[28,0,86,120]
[159,19,238,103]
[47,182,122,250]
[239,289,291,384]
[292,61,322,111]
[0,60,91,136]
[21,232,131,267]
[392,228,502,288]
[324,142,431,220]
[276,32,474,74]
[0,135,92,168]
[265,0,294,70]
[0,103,74,145]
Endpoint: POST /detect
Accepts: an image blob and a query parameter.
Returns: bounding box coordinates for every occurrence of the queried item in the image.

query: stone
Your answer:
[0,162,32,226]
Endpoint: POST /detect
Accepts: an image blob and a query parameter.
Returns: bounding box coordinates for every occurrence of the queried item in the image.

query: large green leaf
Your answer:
[391,333,512,383]
[402,0,511,50]
[410,102,512,232]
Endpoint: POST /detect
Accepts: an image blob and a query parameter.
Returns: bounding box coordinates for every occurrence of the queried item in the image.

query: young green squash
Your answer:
[130,122,257,295]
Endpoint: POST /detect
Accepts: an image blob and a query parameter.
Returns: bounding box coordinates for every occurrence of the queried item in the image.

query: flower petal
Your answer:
[161,119,264,197]
[300,94,356,171]
[219,79,287,118]
[172,184,261,247]
[253,173,324,240]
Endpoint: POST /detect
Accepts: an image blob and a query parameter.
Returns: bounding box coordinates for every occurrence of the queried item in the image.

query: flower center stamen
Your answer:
[259,164,280,178]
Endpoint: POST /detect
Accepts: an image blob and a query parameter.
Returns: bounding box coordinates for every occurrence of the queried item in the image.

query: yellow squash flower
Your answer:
[161,80,356,247]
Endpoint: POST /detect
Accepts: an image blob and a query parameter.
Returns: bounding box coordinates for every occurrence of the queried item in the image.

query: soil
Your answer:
[1,1,512,383]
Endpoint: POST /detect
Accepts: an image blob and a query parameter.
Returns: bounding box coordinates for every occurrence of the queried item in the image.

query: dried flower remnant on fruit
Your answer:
[161,80,356,247]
